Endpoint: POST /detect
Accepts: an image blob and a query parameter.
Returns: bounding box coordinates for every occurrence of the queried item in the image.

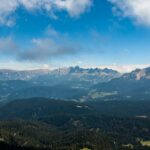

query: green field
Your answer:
[141,140,150,147]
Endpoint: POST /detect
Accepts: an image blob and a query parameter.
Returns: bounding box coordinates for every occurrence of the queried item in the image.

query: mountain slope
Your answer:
[0,80,36,101]
[1,98,150,119]
[0,69,50,81]
[0,67,120,87]
[7,85,87,101]
[1,98,150,149]
[0,66,120,102]
[90,67,150,100]
[33,66,120,87]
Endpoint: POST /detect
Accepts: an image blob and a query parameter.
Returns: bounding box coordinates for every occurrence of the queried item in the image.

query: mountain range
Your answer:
[0,67,150,150]
[0,66,150,102]
[90,67,150,101]
[0,66,120,85]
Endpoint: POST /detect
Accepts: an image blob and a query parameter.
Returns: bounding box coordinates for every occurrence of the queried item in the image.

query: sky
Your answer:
[0,0,150,72]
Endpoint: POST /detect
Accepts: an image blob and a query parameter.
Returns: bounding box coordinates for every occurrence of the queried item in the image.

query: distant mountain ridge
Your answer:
[0,66,121,89]
[0,66,120,82]
[0,69,50,80]
[0,66,120,102]
[122,67,150,80]
[90,67,150,101]
[1,66,150,102]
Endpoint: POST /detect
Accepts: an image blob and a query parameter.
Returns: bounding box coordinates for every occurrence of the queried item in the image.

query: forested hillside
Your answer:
[0,98,150,150]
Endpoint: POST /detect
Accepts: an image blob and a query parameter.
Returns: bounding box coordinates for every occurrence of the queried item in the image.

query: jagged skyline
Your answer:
[0,0,150,72]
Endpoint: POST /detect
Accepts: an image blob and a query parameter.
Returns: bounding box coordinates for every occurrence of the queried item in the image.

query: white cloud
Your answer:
[0,37,18,54]
[109,0,150,26]
[0,0,18,26]
[19,0,52,10]
[18,37,76,61]
[0,0,92,26]
[99,64,150,73]
[0,60,53,70]
[54,0,92,17]
[45,25,61,37]
[0,27,78,62]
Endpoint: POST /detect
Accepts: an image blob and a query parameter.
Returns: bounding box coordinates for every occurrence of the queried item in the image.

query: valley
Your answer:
[0,67,150,149]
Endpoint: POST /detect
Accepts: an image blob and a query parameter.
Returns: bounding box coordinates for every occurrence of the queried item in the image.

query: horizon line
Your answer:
[0,64,150,73]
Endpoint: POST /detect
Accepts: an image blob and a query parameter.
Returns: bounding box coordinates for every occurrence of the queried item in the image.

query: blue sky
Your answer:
[0,0,150,72]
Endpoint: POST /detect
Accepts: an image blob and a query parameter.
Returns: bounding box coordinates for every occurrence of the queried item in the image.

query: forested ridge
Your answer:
[0,98,150,150]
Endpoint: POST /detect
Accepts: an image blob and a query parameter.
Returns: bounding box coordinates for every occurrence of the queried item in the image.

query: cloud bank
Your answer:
[109,0,150,26]
[18,38,77,61]
[0,0,92,26]
[0,27,78,62]
[99,64,150,73]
